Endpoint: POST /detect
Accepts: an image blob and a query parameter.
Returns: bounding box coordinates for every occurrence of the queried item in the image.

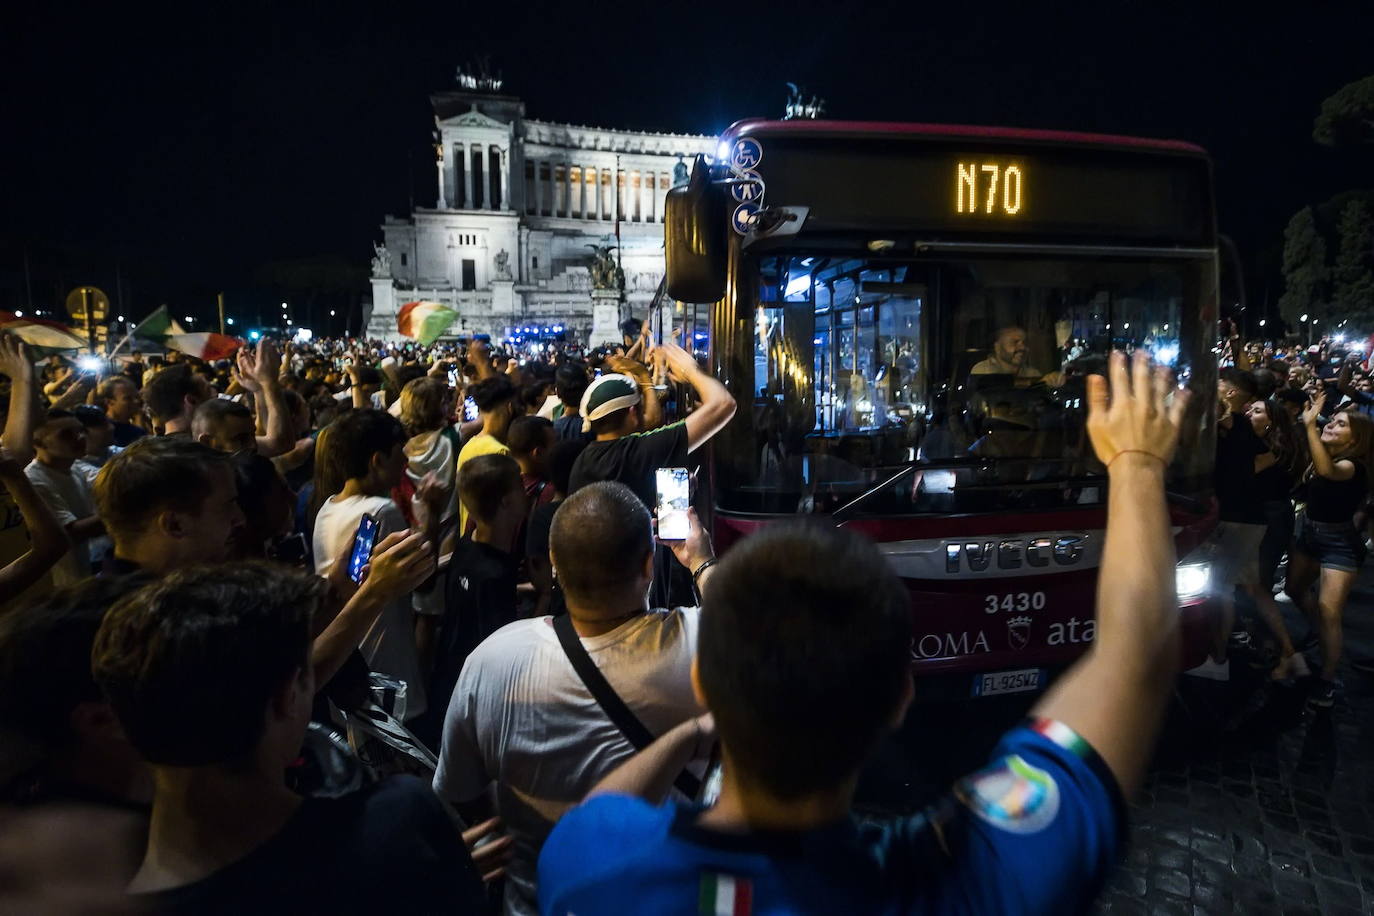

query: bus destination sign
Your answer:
[737,136,1213,246]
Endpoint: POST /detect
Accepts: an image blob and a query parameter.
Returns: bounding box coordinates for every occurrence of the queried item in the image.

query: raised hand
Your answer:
[1086,350,1190,470]
[0,336,33,383]
[1302,391,1326,427]
[358,530,433,600]
[659,507,714,573]
[653,340,701,384]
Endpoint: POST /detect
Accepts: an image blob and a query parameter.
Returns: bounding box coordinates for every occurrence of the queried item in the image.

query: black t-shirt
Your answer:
[568,421,690,507]
[1214,412,1269,523]
[144,776,483,915]
[1307,461,1368,523]
[415,539,519,747]
[1254,463,1293,503]
[553,414,590,442]
[525,499,567,617]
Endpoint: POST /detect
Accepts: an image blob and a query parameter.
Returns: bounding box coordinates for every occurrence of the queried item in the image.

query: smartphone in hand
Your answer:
[655,468,690,541]
[347,513,379,584]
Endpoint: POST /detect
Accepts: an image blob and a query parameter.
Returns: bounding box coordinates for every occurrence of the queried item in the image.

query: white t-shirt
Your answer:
[433,608,705,916]
[312,494,433,719]
[24,460,95,586]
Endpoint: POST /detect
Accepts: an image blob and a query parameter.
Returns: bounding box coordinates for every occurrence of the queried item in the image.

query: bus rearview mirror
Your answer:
[665,155,727,303]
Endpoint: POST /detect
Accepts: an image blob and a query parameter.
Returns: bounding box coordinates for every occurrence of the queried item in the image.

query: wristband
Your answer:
[691,557,717,581]
[1106,449,1166,469]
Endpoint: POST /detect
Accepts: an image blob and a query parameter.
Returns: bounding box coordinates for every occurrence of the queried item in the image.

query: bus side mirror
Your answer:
[665,155,727,303]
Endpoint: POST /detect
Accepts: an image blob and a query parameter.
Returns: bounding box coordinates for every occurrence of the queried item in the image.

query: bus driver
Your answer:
[971,326,1065,387]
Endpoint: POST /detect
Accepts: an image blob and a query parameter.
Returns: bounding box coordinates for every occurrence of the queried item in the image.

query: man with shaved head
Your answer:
[432,480,716,916]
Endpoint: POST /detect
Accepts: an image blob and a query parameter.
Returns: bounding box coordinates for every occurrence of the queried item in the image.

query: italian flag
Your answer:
[164,332,242,361]
[116,306,187,354]
[397,300,458,346]
[698,873,752,916]
[0,311,89,353]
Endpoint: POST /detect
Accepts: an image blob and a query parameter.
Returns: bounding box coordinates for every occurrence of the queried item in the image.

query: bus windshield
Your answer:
[714,252,1216,516]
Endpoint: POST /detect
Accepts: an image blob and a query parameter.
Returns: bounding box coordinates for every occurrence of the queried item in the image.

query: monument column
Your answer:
[499,147,510,211]
[436,151,448,209]
[462,144,473,210]
[532,157,542,216]
[565,160,574,218]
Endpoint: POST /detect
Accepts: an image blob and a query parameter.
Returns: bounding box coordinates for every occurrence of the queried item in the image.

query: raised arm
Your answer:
[1302,391,1353,481]
[0,337,37,465]
[250,341,292,456]
[313,530,433,685]
[656,342,736,453]
[607,356,663,431]
[587,714,715,803]
[1032,351,1190,796]
[0,448,68,597]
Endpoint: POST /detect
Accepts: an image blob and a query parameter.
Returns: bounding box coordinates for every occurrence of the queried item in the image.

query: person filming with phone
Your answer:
[433,481,717,916]
[568,341,736,606]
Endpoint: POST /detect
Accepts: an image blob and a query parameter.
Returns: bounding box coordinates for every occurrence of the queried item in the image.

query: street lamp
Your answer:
[184,316,194,324]
[1300,314,1308,322]
[1259,319,1266,328]
[227,317,235,326]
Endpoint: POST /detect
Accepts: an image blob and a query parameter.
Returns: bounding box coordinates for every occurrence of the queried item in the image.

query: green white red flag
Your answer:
[0,311,89,354]
[397,300,458,346]
[164,332,242,361]
[698,873,752,916]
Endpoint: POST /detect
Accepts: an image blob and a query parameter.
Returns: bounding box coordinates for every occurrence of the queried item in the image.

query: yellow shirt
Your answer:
[455,433,511,533]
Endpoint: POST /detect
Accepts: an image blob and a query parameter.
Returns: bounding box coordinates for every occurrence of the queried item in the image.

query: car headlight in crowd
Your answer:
[1175,562,1210,601]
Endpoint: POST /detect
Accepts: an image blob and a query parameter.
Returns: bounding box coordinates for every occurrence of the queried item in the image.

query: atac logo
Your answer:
[1006,615,1031,650]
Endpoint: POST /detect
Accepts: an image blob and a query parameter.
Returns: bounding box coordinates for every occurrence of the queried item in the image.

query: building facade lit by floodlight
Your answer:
[366,73,714,343]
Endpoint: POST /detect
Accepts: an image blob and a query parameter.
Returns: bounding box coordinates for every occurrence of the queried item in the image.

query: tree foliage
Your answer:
[1314,75,1374,147]
[1279,206,1328,326]
[1334,200,1374,324]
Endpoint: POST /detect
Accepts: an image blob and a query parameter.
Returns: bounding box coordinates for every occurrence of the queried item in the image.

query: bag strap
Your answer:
[552,613,702,799]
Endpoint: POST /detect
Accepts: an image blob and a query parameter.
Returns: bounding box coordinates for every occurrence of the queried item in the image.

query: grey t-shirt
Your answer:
[24,460,95,585]
[433,608,705,916]
[313,494,436,719]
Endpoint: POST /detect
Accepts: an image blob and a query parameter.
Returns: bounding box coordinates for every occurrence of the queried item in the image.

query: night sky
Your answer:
[3,2,1371,326]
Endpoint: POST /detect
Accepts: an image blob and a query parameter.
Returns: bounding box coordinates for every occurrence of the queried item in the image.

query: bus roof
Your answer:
[721,119,1208,156]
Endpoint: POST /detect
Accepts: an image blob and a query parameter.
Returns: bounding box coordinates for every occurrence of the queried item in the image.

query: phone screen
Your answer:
[463,396,479,422]
[347,514,379,583]
[655,468,690,540]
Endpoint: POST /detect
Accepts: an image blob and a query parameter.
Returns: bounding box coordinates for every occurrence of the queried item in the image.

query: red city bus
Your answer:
[665,119,1219,700]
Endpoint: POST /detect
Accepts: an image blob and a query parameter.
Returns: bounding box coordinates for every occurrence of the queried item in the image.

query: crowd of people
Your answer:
[0,314,1364,912]
[1204,331,1374,709]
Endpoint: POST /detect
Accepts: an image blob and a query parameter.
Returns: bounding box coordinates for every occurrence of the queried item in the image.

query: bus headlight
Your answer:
[1175,562,1210,601]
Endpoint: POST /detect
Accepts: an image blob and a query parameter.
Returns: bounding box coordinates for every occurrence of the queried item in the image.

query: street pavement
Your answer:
[855,564,1374,915]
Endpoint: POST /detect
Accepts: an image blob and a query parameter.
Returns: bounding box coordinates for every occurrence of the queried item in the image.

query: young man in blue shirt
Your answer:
[539,352,1191,915]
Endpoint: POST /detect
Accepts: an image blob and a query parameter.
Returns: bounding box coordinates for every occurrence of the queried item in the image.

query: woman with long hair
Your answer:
[1282,392,1374,706]
[397,376,460,550]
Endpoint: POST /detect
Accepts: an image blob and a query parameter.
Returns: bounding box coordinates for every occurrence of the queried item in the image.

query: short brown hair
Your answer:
[549,482,652,602]
[94,436,230,542]
[457,453,522,525]
[92,562,322,766]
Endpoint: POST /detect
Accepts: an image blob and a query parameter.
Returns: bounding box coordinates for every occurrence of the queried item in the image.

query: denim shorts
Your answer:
[1295,513,1367,572]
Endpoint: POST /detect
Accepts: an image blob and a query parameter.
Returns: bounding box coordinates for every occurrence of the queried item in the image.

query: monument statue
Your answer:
[673,157,689,188]
[586,244,623,292]
[494,248,513,281]
[370,242,393,279]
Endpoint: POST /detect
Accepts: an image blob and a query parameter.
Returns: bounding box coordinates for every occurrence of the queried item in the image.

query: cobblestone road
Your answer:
[857,569,1374,914]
